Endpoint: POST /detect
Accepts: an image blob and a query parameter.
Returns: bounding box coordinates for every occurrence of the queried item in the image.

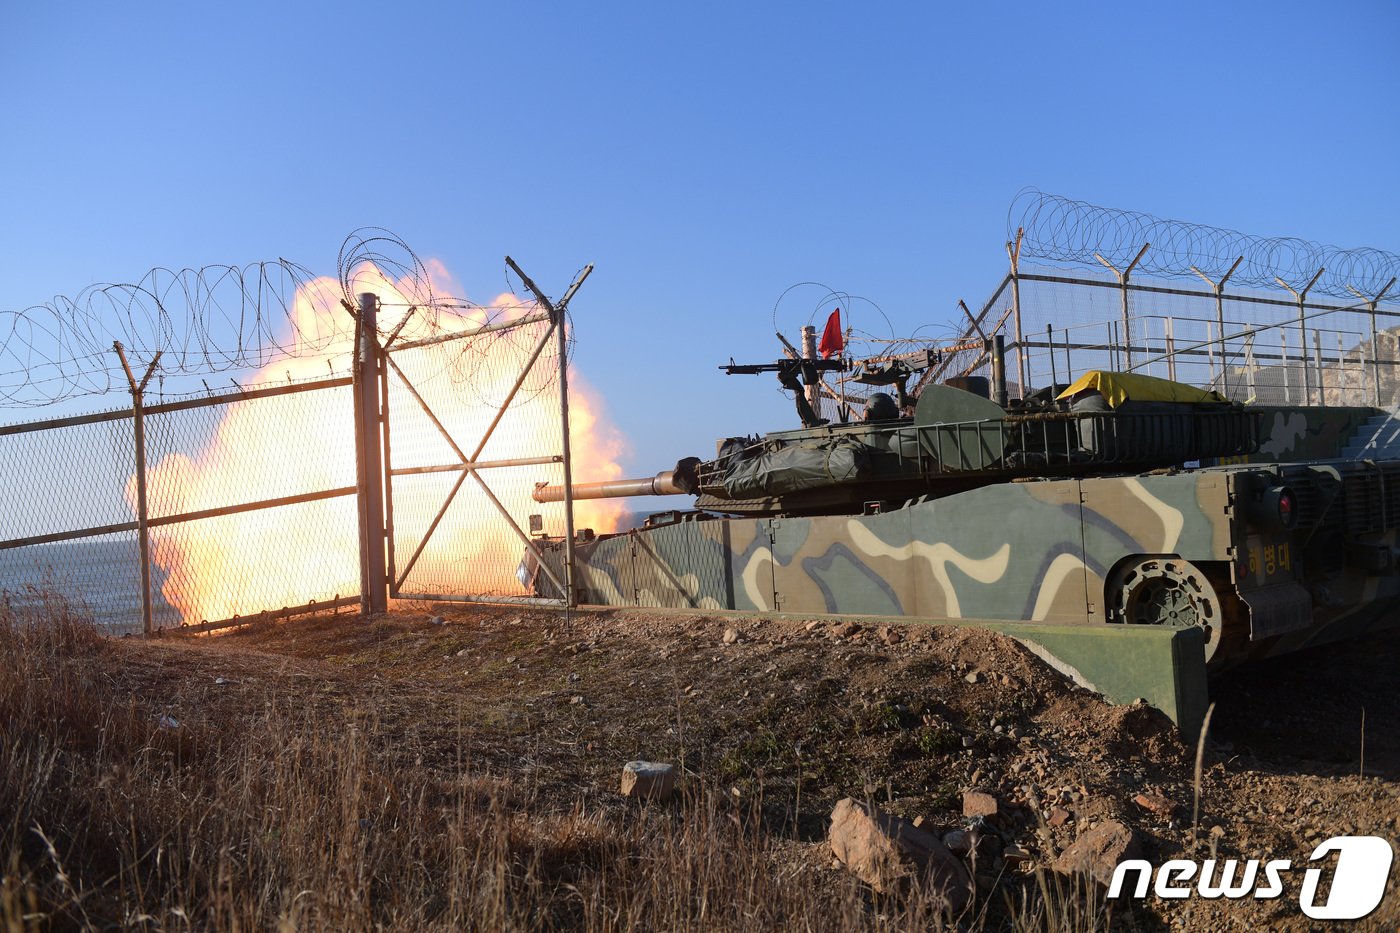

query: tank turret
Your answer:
[535,367,1259,519]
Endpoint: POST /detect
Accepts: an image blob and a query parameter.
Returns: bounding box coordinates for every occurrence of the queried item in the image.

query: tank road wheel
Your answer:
[1108,557,1223,662]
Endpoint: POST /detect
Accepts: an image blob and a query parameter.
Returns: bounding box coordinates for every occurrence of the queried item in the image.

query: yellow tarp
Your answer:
[1055,371,1227,408]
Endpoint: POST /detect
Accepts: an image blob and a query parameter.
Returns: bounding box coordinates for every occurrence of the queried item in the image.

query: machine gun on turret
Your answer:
[720,357,849,427]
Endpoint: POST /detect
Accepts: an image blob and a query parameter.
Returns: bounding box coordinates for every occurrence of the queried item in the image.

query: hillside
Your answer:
[1,599,1396,929]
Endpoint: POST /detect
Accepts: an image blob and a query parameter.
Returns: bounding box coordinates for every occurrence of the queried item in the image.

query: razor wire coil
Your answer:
[0,230,563,409]
[1011,189,1400,301]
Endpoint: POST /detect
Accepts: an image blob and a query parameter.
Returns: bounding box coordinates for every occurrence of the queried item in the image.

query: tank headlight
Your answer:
[1245,482,1298,532]
[1276,487,1296,529]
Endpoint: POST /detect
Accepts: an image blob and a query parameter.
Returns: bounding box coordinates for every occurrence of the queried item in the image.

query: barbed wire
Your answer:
[0,259,315,406]
[0,229,561,409]
[1010,189,1400,301]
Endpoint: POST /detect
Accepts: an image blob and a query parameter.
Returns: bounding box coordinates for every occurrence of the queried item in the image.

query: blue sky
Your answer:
[3,0,1398,471]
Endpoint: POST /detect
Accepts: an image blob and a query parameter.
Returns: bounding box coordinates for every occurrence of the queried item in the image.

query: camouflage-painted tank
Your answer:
[525,364,1400,737]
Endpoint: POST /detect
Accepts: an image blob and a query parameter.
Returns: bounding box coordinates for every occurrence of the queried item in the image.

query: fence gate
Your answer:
[374,262,588,608]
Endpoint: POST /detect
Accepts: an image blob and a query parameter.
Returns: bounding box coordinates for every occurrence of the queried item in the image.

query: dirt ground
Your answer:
[121,605,1400,930]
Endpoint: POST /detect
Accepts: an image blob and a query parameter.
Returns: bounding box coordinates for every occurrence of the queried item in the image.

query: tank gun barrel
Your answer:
[532,458,701,503]
[533,472,686,502]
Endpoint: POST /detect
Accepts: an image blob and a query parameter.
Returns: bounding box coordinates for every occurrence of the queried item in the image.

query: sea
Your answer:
[0,538,178,635]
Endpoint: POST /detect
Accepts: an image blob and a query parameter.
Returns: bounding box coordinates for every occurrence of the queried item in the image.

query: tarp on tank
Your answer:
[1056,371,1228,408]
[722,438,872,498]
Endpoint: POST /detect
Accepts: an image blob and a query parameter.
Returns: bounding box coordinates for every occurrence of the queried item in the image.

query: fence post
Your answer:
[1275,268,1325,405]
[1338,332,1348,400]
[114,342,162,637]
[1062,324,1073,383]
[1245,333,1257,401]
[1348,278,1396,408]
[355,293,388,616]
[1205,321,1217,389]
[1095,243,1150,371]
[1313,330,1324,404]
[555,299,578,609]
[1007,229,1027,396]
[506,258,593,610]
[1190,257,1243,392]
[1164,317,1177,383]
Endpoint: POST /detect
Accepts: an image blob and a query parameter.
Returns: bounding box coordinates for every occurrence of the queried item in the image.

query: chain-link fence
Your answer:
[142,378,362,630]
[387,332,548,599]
[0,376,361,634]
[2,406,146,633]
[383,305,593,604]
[1,231,594,634]
[957,264,1400,407]
[0,309,579,633]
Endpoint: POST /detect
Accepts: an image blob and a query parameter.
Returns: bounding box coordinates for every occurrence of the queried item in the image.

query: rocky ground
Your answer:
[118,606,1399,930]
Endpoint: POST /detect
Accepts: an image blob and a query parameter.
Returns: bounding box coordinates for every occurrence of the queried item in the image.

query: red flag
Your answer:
[818,308,843,359]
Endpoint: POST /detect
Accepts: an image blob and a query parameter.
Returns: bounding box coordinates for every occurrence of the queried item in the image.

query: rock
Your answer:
[830,621,861,639]
[963,790,999,819]
[943,829,971,855]
[1132,792,1177,819]
[964,671,982,684]
[619,761,676,801]
[828,798,972,911]
[428,615,444,625]
[570,695,586,706]
[722,627,739,645]
[967,829,1000,861]
[805,620,824,632]
[1047,807,1072,828]
[455,648,470,657]
[879,626,904,645]
[1053,820,1143,886]
[1002,844,1032,868]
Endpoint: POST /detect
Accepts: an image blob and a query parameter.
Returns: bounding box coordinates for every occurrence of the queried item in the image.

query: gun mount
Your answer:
[721,356,849,428]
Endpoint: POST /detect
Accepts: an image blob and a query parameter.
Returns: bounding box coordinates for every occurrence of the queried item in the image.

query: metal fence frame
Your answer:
[374,259,589,609]
[984,240,1400,407]
[0,373,361,634]
[2,262,590,634]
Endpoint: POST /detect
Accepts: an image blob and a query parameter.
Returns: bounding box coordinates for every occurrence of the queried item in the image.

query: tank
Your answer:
[522,347,1400,737]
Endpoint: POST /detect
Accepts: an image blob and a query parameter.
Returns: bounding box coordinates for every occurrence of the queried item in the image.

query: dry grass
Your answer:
[0,595,1137,932]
